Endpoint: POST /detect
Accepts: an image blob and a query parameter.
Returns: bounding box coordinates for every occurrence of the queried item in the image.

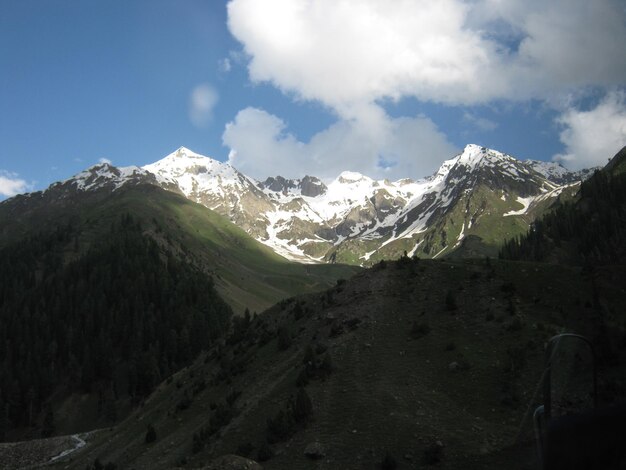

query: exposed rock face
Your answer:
[261,175,296,194]
[300,175,327,197]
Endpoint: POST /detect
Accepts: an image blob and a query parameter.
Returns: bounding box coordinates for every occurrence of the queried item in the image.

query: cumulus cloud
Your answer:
[225,0,626,176]
[223,107,458,180]
[227,0,626,109]
[189,83,219,128]
[553,92,626,170]
[0,171,29,197]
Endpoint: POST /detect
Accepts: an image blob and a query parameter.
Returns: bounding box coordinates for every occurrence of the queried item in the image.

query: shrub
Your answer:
[236,442,254,458]
[329,322,344,338]
[277,327,291,351]
[295,367,309,387]
[257,441,274,462]
[500,281,516,294]
[380,451,398,470]
[145,424,157,443]
[506,317,523,332]
[266,409,295,443]
[410,321,431,339]
[192,432,204,454]
[445,290,458,312]
[210,402,234,432]
[292,302,304,320]
[319,353,333,377]
[292,388,313,423]
[176,395,192,411]
[422,442,444,465]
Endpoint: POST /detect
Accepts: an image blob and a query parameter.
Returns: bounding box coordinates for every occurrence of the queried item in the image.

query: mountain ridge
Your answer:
[4,144,595,265]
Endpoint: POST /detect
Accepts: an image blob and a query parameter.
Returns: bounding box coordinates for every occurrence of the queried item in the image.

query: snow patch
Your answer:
[503,196,534,217]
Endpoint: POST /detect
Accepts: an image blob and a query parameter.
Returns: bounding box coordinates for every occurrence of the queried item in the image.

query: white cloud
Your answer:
[0,171,29,197]
[99,157,112,165]
[225,0,626,177]
[218,57,231,73]
[553,92,626,170]
[227,0,626,109]
[223,107,458,181]
[189,83,219,128]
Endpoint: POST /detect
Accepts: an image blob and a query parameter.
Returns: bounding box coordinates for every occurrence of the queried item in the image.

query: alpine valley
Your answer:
[0,145,625,470]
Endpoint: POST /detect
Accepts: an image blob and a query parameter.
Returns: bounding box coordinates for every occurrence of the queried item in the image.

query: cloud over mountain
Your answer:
[224,0,626,176]
[223,107,457,181]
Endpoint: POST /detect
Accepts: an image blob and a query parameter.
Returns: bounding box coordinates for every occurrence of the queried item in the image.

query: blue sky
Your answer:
[1,0,625,198]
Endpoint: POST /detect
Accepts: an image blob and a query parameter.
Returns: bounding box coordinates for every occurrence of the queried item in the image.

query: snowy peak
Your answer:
[336,171,369,184]
[454,144,517,170]
[145,147,233,179]
[143,147,255,199]
[51,163,168,193]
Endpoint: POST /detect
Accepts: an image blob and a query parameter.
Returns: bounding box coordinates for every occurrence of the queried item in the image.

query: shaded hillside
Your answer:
[0,183,359,314]
[0,214,231,441]
[49,257,626,470]
[500,146,626,265]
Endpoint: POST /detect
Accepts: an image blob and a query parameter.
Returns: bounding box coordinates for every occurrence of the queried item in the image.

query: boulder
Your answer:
[304,442,326,460]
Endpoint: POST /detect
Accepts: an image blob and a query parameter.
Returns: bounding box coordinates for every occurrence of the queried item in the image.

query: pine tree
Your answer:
[292,388,313,423]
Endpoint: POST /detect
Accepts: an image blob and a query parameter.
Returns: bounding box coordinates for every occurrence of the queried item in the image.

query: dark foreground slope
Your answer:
[47,256,626,470]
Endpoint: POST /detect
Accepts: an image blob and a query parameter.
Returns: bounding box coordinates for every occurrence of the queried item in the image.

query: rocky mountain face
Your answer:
[9,145,592,265]
[141,145,591,264]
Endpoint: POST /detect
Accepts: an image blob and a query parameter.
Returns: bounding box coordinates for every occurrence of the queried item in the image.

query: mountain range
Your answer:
[14,144,594,265]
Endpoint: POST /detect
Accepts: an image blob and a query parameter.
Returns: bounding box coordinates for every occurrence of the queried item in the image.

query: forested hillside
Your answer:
[0,214,231,440]
[500,147,626,265]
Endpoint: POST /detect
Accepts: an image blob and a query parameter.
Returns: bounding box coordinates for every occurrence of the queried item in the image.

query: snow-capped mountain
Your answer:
[19,145,590,264]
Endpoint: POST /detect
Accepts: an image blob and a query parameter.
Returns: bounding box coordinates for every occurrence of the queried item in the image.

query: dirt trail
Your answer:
[0,432,91,469]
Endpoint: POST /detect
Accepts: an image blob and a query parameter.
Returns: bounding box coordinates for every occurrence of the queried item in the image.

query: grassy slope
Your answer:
[0,184,359,314]
[344,184,549,264]
[53,258,626,470]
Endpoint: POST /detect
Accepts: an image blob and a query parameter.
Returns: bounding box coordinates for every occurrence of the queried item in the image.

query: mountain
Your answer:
[2,145,590,266]
[0,172,357,316]
[136,145,591,265]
